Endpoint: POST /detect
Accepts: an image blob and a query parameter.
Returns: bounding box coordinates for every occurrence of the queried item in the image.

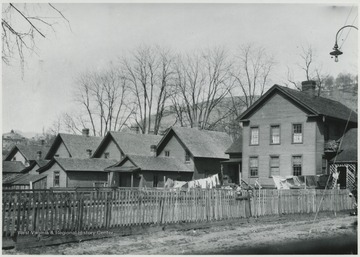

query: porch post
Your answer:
[131,173,134,188]
[238,163,241,185]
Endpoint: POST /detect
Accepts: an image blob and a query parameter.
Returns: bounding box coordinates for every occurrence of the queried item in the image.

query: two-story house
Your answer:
[238,81,357,187]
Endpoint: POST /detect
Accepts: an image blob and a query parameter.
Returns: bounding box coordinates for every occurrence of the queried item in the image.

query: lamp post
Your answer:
[330,25,358,62]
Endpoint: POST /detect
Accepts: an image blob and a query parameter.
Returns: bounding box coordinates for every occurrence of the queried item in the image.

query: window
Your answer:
[104,152,110,159]
[185,150,190,162]
[12,157,16,161]
[54,154,59,157]
[249,157,259,177]
[250,127,259,145]
[54,171,60,187]
[322,156,327,174]
[292,124,303,143]
[165,151,170,157]
[270,125,280,144]
[153,175,159,187]
[270,156,280,177]
[292,156,302,176]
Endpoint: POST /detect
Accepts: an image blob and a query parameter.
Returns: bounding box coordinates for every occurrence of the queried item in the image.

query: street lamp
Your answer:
[330,25,358,62]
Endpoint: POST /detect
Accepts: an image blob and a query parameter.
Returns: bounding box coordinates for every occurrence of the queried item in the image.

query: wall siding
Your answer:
[67,172,108,187]
[12,151,27,165]
[98,139,122,160]
[36,163,67,189]
[242,93,318,186]
[54,142,71,158]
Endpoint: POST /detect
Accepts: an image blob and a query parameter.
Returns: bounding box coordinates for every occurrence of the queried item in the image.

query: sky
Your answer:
[2,2,358,135]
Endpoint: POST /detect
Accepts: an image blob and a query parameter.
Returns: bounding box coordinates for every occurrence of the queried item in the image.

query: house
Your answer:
[35,157,117,189]
[330,128,357,189]
[2,161,26,185]
[4,144,50,166]
[108,127,232,187]
[2,129,26,151]
[45,129,102,159]
[106,154,193,187]
[92,131,162,160]
[221,135,243,185]
[237,81,357,187]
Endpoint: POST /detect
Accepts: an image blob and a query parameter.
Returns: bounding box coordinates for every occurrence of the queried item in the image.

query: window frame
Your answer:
[165,150,170,157]
[269,155,280,177]
[270,124,281,145]
[249,126,260,146]
[292,123,303,144]
[153,175,159,187]
[53,171,60,187]
[292,155,302,176]
[249,156,259,178]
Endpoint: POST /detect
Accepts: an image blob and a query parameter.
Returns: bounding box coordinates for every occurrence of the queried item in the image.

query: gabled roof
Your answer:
[38,157,117,173]
[2,161,26,173]
[45,133,103,159]
[93,131,162,157]
[4,144,51,162]
[225,135,243,154]
[332,128,357,163]
[157,127,232,159]
[11,174,48,185]
[3,173,24,184]
[238,85,357,123]
[20,159,50,174]
[106,154,193,173]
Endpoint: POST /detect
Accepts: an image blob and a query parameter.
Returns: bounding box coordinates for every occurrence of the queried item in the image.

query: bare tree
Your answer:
[2,3,70,75]
[122,46,174,134]
[230,44,274,109]
[171,47,233,129]
[73,66,131,136]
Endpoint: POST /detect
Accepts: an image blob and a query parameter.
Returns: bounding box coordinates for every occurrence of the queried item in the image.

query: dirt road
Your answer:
[4,211,357,255]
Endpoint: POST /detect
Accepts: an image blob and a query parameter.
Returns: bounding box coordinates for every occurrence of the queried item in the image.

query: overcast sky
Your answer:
[2,3,358,134]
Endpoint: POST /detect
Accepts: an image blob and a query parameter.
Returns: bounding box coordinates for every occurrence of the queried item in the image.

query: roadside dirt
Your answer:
[4,211,357,254]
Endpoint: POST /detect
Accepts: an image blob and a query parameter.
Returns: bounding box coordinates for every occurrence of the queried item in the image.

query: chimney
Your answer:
[301,80,316,97]
[86,149,92,158]
[82,128,90,137]
[150,145,157,157]
[36,151,42,160]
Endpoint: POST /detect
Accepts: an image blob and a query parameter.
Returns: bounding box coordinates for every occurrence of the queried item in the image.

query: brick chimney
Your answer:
[82,128,90,136]
[150,145,157,157]
[86,149,92,158]
[301,80,316,97]
[36,151,42,160]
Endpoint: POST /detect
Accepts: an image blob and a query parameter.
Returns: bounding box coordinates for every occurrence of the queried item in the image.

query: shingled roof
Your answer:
[45,133,103,159]
[38,157,117,173]
[106,154,193,172]
[20,159,50,174]
[4,144,51,162]
[158,127,232,159]
[10,174,48,185]
[238,85,357,123]
[225,135,243,154]
[332,128,357,163]
[2,161,26,173]
[93,131,162,157]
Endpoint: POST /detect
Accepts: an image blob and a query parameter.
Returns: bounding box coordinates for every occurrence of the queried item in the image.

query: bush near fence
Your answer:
[2,188,354,238]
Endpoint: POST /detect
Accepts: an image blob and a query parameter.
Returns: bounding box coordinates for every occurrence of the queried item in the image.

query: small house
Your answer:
[35,157,117,189]
[4,144,50,166]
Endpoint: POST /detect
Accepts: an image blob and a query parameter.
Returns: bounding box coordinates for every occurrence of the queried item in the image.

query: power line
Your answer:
[340,13,358,49]
[338,5,354,40]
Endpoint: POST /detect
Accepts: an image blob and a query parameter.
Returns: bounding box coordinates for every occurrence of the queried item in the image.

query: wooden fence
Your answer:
[2,188,354,238]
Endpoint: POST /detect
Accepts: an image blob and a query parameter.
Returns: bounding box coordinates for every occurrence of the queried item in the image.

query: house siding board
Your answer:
[242,93,318,185]
[67,172,108,187]
[28,164,40,175]
[99,139,122,160]
[12,151,27,165]
[34,163,67,189]
[158,133,194,169]
[54,142,71,158]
